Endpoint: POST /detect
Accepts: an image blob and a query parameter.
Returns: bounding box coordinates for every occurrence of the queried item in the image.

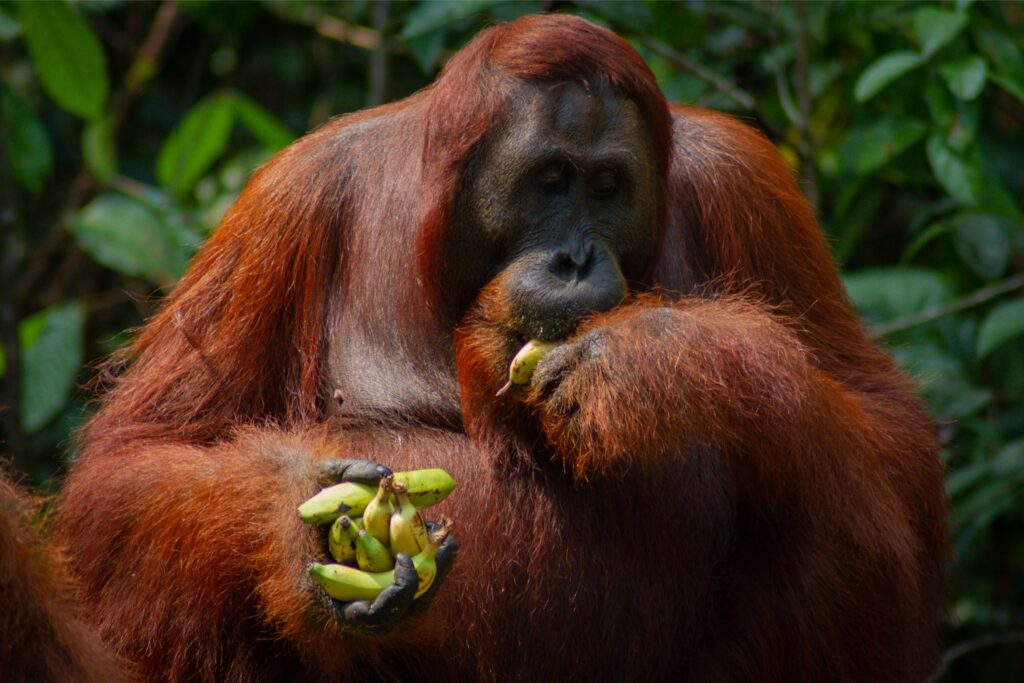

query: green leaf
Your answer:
[939,55,987,100]
[0,6,21,41]
[406,27,447,74]
[901,222,954,264]
[400,1,504,39]
[854,51,925,102]
[230,93,294,151]
[67,193,196,285]
[924,79,954,127]
[19,302,85,433]
[948,440,1024,555]
[945,103,979,153]
[893,342,991,419]
[0,85,52,193]
[948,212,1017,279]
[844,117,927,175]
[973,25,1024,104]
[977,300,1024,358]
[843,267,952,322]
[926,133,980,205]
[586,1,653,33]
[81,117,117,183]
[913,7,968,58]
[17,0,108,120]
[990,72,1024,105]
[156,94,235,196]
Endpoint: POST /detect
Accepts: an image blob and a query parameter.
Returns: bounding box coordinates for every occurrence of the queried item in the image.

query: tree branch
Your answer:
[16,0,181,304]
[366,0,391,107]
[927,632,1024,682]
[314,15,383,51]
[871,272,1024,338]
[633,34,756,110]
[792,2,818,211]
[0,129,26,464]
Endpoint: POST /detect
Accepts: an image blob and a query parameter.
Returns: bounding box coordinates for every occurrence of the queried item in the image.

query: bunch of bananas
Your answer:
[299,469,455,602]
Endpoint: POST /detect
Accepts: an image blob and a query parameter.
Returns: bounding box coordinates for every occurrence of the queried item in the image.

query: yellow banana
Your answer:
[309,562,394,602]
[496,339,559,396]
[362,475,396,547]
[395,469,457,508]
[389,481,429,556]
[328,515,359,564]
[298,468,456,524]
[309,517,453,601]
[355,529,394,572]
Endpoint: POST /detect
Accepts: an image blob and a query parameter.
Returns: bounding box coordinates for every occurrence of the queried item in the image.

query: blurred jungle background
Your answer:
[1,1,1022,679]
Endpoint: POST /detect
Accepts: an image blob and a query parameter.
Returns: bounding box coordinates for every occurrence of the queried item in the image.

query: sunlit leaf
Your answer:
[82,116,117,183]
[231,93,294,151]
[939,55,987,100]
[67,193,196,285]
[17,0,108,120]
[913,7,967,58]
[854,51,925,102]
[156,94,235,196]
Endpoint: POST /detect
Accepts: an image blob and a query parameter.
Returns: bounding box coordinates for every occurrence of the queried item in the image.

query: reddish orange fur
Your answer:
[0,471,130,682]
[56,14,946,682]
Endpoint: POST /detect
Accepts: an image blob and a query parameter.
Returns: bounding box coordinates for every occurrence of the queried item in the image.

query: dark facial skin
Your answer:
[449,80,658,341]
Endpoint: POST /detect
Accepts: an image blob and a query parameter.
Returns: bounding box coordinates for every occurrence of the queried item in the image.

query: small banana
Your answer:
[298,481,375,525]
[298,468,456,524]
[309,517,453,602]
[362,475,396,547]
[496,339,559,396]
[355,529,394,572]
[389,481,429,556]
[328,515,359,564]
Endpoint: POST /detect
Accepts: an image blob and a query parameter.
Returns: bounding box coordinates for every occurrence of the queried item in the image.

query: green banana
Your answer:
[328,516,359,564]
[389,481,429,556]
[297,468,456,524]
[496,339,559,396]
[355,529,393,572]
[396,469,457,508]
[309,517,453,601]
[309,561,395,602]
[362,476,396,547]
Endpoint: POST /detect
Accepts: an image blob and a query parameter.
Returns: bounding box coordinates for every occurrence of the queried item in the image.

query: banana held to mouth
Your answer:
[496,339,560,397]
